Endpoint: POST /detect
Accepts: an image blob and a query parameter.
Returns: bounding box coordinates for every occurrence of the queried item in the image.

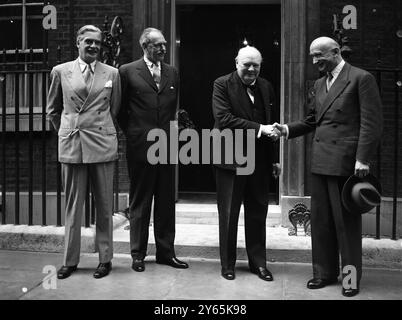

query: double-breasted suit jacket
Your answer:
[117,58,179,261]
[47,59,121,163]
[288,62,382,176]
[47,58,121,266]
[287,62,382,282]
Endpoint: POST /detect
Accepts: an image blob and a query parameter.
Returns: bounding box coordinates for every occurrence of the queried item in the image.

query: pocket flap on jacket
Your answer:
[58,128,72,137]
[105,126,117,135]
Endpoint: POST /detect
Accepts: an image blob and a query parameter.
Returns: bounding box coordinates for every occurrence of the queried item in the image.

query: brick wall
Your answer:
[320,0,402,197]
[47,0,134,67]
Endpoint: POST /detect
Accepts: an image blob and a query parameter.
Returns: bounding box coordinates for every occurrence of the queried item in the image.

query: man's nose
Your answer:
[312,57,319,64]
[248,65,255,71]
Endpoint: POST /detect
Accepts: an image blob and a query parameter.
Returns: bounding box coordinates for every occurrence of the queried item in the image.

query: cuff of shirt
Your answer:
[284,124,289,139]
[257,125,263,138]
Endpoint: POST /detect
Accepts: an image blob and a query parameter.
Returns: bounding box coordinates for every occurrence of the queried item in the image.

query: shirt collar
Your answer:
[330,59,345,79]
[143,55,160,69]
[78,57,96,72]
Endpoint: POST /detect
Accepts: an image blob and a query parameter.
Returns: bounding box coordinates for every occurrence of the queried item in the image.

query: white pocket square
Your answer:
[170,86,175,89]
[104,80,113,88]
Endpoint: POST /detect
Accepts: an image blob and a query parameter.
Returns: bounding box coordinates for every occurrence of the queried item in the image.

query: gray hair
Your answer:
[139,27,163,48]
[76,25,102,42]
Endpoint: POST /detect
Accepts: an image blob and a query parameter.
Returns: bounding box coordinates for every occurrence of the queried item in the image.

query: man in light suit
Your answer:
[274,37,382,297]
[212,46,279,281]
[47,25,121,279]
[117,28,189,272]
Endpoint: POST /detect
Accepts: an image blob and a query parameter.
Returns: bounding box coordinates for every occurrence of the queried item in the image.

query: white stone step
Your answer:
[175,203,282,226]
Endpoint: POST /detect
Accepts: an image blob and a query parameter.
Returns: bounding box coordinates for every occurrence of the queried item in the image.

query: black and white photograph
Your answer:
[0,0,401,311]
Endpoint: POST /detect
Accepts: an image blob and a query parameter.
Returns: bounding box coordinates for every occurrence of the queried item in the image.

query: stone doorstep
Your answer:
[175,204,282,226]
[0,214,401,269]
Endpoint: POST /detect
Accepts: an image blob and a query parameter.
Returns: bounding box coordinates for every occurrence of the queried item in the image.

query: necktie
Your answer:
[152,63,161,88]
[83,63,94,92]
[326,72,333,91]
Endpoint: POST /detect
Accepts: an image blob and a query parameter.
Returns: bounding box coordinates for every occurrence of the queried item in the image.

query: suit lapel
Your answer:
[138,59,158,91]
[64,59,87,103]
[230,72,253,119]
[316,63,351,122]
[257,78,271,124]
[158,63,169,93]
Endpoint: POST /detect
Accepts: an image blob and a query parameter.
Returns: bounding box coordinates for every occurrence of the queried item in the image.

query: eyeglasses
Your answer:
[148,42,167,49]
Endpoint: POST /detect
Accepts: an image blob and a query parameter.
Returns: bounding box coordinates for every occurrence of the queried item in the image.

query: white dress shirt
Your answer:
[78,57,96,73]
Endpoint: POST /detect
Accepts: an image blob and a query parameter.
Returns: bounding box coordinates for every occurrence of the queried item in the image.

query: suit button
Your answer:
[99,127,102,130]
[315,138,320,142]
[332,140,337,144]
[336,109,341,112]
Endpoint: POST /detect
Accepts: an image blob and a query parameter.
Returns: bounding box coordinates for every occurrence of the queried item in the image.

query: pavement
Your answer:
[0,250,401,301]
[1,203,401,302]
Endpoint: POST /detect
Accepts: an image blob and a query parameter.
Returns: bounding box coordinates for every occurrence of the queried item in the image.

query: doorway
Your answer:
[176,4,281,195]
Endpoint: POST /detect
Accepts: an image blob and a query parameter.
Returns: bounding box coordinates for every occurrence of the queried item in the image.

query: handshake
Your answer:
[260,123,287,141]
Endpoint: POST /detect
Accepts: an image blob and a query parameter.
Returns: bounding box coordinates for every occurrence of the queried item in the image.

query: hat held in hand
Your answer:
[342,174,382,214]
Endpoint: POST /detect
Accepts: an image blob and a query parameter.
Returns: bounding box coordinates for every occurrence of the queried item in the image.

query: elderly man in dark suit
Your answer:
[117,27,188,272]
[274,36,383,297]
[47,25,121,279]
[212,46,279,281]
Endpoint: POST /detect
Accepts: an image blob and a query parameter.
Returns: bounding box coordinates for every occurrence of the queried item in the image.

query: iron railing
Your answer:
[0,48,121,228]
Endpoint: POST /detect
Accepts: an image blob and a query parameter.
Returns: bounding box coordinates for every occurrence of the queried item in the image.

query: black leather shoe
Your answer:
[132,258,145,272]
[221,269,235,280]
[250,266,274,281]
[342,287,360,297]
[307,278,338,289]
[156,257,189,269]
[93,262,112,279]
[57,265,77,279]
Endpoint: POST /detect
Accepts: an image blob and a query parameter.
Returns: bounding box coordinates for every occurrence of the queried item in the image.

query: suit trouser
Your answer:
[311,174,362,283]
[62,162,114,266]
[128,162,176,260]
[215,163,270,271]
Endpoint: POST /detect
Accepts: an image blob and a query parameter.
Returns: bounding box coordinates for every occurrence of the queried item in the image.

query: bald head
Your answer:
[310,36,340,52]
[236,46,263,85]
[236,46,262,63]
[309,37,342,74]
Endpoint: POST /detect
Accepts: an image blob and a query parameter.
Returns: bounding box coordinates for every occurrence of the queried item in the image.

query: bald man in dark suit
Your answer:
[274,37,383,297]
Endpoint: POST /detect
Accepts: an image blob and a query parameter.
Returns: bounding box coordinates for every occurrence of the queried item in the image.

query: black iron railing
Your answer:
[364,66,401,240]
[0,49,122,228]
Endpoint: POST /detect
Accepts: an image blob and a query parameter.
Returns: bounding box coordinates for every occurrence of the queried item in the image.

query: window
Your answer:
[0,1,49,131]
[0,0,45,53]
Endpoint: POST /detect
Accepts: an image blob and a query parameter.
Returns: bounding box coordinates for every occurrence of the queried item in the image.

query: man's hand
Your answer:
[355,160,369,178]
[261,124,280,141]
[272,122,287,137]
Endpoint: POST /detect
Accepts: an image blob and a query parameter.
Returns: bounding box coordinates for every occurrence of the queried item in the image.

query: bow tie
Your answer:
[245,83,257,91]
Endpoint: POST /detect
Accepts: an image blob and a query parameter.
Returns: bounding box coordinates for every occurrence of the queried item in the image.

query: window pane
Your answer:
[27,6,43,49]
[0,7,22,50]
[26,18,43,49]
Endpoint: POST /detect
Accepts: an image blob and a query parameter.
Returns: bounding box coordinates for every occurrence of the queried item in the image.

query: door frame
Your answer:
[169,0,317,216]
